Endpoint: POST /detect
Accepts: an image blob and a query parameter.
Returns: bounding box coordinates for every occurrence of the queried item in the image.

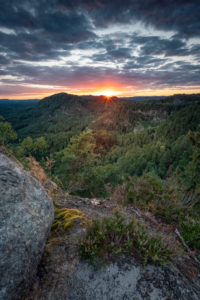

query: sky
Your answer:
[0,0,200,99]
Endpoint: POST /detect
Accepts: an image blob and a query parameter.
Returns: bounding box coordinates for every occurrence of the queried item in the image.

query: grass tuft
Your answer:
[79,212,172,266]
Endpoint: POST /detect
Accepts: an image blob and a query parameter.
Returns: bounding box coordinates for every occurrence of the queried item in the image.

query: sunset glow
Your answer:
[97,91,116,97]
[0,84,200,100]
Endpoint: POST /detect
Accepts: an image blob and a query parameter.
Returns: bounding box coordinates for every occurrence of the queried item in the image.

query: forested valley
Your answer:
[1,93,200,255]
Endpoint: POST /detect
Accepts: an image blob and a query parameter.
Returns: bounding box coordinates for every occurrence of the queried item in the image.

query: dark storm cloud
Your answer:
[0,1,95,40]
[131,36,189,57]
[0,31,71,62]
[37,11,96,43]
[107,48,132,60]
[0,1,36,31]
[124,56,167,70]
[2,59,199,92]
[0,0,199,97]
[92,53,108,62]
[174,61,200,72]
[74,0,200,38]
[0,0,199,61]
[190,44,200,57]
[0,54,9,65]
[136,56,167,66]
[0,0,95,62]
[77,40,103,50]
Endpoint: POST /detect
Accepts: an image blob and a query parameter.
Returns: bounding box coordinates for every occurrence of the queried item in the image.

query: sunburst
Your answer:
[102,90,116,97]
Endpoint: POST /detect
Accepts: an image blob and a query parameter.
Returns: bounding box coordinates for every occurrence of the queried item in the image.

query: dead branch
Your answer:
[175,228,200,265]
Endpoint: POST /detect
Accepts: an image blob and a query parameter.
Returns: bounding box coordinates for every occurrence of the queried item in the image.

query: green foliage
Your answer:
[0,116,17,145]
[54,130,100,194]
[1,93,200,256]
[180,217,200,251]
[16,136,48,160]
[34,136,48,159]
[79,212,172,266]
[124,174,200,253]
[186,126,200,189]
[1,93,200,202]
[126,174,163,205]
[126,174,184,223]
[46,131,72,152]
[157,104,200,142]
[20,136,34,154]
[94,130,116,155]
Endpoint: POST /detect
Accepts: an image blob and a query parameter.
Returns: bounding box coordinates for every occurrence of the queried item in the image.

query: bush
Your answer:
[126,174,185,223]
[79,212,172,266]
[180,217,200,251]
[0,116,17,145]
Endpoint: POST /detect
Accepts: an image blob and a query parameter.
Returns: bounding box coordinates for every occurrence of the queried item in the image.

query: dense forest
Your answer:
[1,93,200,253]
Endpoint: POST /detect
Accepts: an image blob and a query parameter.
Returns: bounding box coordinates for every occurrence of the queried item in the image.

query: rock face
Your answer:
[26,195,200,300]
[66,261,200,300]
[0,153,54,300]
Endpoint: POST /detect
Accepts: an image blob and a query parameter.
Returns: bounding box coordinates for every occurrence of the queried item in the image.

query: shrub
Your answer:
[126,174,163,206]
[180,217,200,251]
[124,175,200,254]
[79,212,172,266]
[0,116,17,145]
[125,174,185,223]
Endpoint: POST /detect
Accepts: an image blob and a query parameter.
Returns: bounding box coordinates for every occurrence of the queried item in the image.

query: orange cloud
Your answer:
[0,82,200,100]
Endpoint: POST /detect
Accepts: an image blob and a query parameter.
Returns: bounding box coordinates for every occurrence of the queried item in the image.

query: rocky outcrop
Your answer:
[26,195,200,300]
[0,153,54,300]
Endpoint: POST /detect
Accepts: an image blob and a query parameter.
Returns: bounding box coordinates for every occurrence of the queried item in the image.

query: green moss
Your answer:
[52,208,86,231]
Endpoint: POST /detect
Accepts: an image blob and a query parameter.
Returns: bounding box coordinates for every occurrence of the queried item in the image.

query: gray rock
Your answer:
[0,153,54,300]
[63,261,200,300]
[23,186,200,300]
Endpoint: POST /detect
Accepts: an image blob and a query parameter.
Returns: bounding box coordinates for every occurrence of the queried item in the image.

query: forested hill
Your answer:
[0,92,200,198]
[1,92,200,260]
[1,92,200,140]
[0,99,38,123]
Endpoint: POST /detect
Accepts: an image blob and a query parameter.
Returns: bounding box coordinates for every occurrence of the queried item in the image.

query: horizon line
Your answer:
[1,91,200,101]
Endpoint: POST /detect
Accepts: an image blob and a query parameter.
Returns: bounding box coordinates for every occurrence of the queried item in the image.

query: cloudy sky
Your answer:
[0,0,200,99]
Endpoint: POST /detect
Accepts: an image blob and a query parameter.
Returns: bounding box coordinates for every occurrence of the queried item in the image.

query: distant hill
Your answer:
[1,92,200,140]
[0,99,39,124]
[0,99,39,103]
[119,96,166,101]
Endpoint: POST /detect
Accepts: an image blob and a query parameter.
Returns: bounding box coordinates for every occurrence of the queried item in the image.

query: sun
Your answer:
[92,87,120,98]
[102,90,116,97]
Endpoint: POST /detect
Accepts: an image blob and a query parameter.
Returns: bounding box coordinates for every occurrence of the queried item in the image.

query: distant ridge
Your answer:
[119,96,166,101]
[0,99,39,103]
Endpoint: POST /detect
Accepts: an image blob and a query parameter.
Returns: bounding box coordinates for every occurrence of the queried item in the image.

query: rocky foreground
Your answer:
[26,193,200,300]
[0,153,54,300]
[0,152,200,300]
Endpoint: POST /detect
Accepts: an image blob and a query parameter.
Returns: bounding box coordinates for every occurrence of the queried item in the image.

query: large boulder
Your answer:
[0,153,54,300]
